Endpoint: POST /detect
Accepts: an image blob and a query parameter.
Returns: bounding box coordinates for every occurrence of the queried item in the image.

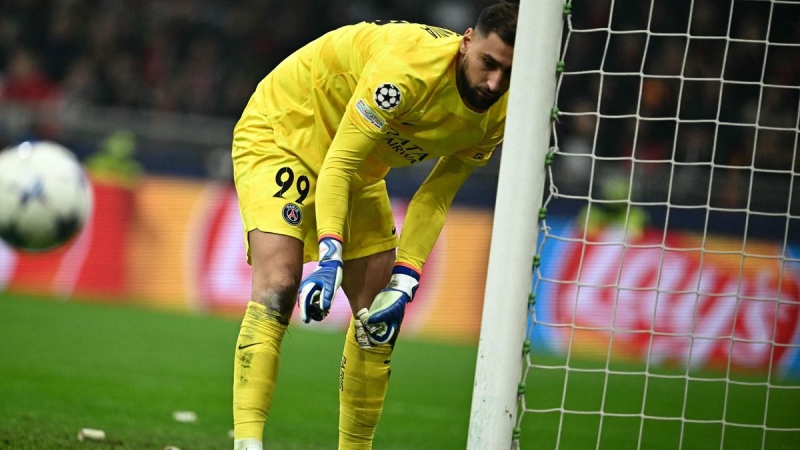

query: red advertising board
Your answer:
[0,176,491,342]
[0,182,132,300]
[545,226,800,371]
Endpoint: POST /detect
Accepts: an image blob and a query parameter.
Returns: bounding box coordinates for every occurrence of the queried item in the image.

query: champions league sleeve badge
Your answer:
[374,83,401,111]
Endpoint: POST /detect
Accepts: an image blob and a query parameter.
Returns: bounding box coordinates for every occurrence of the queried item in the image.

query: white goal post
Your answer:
[470,0,800,449]
[467,0,565,448]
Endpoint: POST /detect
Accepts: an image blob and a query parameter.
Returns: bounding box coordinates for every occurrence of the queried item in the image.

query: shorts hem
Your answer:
[342,237,398,261]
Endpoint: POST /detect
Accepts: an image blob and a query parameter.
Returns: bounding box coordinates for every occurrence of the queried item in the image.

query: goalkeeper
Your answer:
[231,2,517,449]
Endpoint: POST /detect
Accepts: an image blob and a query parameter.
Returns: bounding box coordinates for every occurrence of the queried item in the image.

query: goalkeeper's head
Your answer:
[457,1,518,111]
[475,1,518,48]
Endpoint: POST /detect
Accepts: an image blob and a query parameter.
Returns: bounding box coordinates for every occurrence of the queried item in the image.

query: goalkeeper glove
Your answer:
[298,237,343,323]
[357,265,420,345]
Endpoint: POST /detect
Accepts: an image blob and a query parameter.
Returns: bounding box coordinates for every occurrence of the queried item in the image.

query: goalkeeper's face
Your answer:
[457,28,514,111]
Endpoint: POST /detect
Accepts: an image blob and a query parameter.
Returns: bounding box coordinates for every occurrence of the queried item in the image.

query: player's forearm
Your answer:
[396,156,474,270]
[396,194,449,270]
[316,118,378,241]
[316,163,354,241]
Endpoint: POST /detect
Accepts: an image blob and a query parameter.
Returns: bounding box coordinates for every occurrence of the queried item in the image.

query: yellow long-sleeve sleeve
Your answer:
[316,113,381,241]
[396,155,475,271]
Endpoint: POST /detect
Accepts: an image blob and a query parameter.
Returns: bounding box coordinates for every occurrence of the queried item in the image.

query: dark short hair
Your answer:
[475,1,519,46]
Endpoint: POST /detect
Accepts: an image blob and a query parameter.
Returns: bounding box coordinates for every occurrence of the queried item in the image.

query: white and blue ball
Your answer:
[0,141,92,251]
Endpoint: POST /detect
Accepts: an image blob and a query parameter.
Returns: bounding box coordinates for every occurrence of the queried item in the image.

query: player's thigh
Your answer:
[232,112,319,265]
[248,230,304,314]
[233,107,318,313]
[237,150,313,313]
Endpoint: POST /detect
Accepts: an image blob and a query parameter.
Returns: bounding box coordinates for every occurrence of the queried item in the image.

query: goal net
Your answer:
[515,0,800,449]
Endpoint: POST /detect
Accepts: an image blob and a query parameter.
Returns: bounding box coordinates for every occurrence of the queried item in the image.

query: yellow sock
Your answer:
[233,301,288,442]
[338,318,393,449]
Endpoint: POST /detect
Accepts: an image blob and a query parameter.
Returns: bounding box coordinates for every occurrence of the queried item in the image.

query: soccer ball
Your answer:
[0,141,92,251]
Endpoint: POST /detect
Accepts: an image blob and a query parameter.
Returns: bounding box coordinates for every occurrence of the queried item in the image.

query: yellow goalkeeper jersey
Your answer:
[251,20,507,268]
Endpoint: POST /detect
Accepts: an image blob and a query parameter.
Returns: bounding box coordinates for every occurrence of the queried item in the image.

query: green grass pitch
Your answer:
[1,293,798,449]
[0,293,477,449]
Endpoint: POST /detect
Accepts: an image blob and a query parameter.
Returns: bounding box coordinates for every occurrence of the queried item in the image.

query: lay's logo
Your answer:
[546,227,800,373]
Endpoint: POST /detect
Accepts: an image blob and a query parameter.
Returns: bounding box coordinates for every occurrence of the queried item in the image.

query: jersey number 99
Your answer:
[273,167,310,204]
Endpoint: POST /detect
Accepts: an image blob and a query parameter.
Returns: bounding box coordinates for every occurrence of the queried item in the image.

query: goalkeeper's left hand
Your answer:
[357,265,420,345]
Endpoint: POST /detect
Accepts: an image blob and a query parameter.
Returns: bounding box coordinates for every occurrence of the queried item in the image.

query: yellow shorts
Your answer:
[232,99,398,264]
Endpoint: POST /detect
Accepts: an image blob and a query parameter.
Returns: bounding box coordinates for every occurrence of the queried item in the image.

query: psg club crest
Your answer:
[374,83,401,110]
[282,203,302,226]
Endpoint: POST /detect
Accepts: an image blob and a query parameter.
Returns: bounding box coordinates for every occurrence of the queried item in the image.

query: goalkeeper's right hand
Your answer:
[297,236,343,323]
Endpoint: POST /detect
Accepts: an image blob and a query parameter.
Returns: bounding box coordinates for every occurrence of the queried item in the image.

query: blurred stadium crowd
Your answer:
[553,0,799,213]
[0,0,490,116]
[0,0,798,214]
[0,0,496,189]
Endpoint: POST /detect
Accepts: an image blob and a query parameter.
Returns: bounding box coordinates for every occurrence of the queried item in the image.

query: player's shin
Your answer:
[338,317,393,449]
[233,301,288,446]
